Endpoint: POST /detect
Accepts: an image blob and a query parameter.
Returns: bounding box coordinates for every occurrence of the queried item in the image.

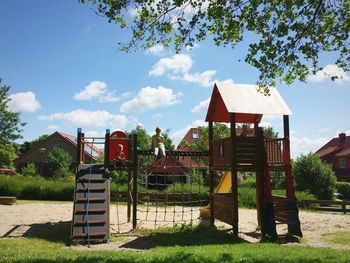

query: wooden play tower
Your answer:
[206,83,302,238]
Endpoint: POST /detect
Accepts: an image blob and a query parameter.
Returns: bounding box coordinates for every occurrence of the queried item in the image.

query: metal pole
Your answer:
[132,130,138,229]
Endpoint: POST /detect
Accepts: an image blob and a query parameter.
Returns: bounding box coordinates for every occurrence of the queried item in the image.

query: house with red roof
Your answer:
[14,131,103,174]
[315,133,350,182]
[177,126,255,171]
[177,128,208,171]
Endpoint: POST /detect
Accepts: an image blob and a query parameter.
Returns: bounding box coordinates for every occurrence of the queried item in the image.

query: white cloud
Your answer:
[149,53,232,87]
[182,70,217,87]
[48,124,59,130]
[290,135,328,158]
[73,81,120,103]
[7,92,41,113]
[191,98,210,113]
[39,109,128,130]
[170,119,207,147]
[149,54,192,76]
[153,113,163,118]
[120,86,182,112]
[220,79,234,85]
[308,64,350,84]
[318,127,330,133]
[129,7,140,17]
[147,44,165,56]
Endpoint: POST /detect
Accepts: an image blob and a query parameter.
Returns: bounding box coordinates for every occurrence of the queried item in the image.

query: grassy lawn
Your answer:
[1,224,350,263]
[323,231,350,245]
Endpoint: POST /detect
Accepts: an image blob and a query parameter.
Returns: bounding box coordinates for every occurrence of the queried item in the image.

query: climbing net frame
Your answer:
[133,150,209,229]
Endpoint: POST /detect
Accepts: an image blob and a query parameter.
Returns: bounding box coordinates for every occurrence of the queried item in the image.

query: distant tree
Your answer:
[132,125,151,150]
[293,153,336,200]
[262,126,279,138]
[47,147,73,179]
[185,123,230,151]
[162,128,175,151]
[21,163,39,177]
[81,1,350,90]
[0,143,16,169]
[17,134,49,156]
[0,79,26,145]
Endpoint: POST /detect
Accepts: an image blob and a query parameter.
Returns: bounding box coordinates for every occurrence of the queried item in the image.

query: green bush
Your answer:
[110,170,129,184]
[336,182,350,200]
[0,175,74,201]
[21,163,39,177]
[47,147,72,178]
[238,187,256,208]
[293,153,337,200]
[191,169,205,185]
[238,177,256,188]
[165,183,209,194]
[239,172,286,190]
[269,171,286,189]
[0,143,16,169]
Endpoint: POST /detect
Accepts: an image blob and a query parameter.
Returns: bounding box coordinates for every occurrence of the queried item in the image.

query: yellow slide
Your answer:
[200,171,232,218]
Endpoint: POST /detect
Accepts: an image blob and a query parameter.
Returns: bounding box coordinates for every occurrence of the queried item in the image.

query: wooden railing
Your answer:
[298,199,350,214]
[212,136,260,167]
[264,138,285,165]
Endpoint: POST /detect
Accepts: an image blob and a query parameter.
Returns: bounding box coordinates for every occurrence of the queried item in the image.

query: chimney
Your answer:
[339,133,346,146]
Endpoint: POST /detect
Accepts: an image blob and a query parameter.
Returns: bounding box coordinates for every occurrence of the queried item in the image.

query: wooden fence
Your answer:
[299,199,350,214]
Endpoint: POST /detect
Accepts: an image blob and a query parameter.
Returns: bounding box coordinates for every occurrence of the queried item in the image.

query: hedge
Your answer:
[0,175,316,208]
[0,175,75,201]
[336,182,350,200]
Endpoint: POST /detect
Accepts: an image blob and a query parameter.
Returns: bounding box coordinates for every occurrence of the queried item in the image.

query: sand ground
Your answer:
[0,201,349,250]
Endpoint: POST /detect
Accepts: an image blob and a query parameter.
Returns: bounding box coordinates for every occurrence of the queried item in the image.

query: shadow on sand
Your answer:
[2,221,71,245]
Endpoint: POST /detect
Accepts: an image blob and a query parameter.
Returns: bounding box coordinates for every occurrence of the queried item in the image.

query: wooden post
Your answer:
[230,113,238,236]
[104,129,110,170]
[254,122,258,137]
[256,128,266,232]
[283,115,296,200]
[132,130,138,229]
[76,128,82,172]
[208,121,214,226]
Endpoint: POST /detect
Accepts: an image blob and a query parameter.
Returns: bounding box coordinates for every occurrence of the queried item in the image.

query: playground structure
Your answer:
[205,83,302,238]
[70,82,302,243]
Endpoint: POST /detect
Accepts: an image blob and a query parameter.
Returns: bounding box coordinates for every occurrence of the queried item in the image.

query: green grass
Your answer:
[323,231,350,245]
[1,224,350,262]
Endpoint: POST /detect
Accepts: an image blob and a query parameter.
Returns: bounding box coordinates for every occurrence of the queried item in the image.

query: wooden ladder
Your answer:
[71,164,110,243]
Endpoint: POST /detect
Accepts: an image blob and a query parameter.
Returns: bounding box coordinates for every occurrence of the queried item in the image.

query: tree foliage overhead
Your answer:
[0,79,25,145]
[82,0,349,89]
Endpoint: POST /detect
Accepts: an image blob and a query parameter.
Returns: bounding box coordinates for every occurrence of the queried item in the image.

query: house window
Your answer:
[192,131,199,139]
[339,158,346,168]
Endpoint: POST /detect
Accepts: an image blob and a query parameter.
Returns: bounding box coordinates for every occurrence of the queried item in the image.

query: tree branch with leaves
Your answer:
[81,0,349,90]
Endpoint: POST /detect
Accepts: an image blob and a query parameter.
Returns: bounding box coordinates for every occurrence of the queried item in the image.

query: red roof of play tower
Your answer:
[205,82,292,123]
[146,157,191,174]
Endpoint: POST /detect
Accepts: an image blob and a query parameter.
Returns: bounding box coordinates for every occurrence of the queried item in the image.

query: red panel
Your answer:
[109,131,129,161]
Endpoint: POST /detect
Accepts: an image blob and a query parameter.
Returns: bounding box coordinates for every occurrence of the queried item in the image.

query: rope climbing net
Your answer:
[135,152,209,229]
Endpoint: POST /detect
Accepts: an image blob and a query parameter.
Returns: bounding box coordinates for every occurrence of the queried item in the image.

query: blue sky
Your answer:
[0,0,349,158]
